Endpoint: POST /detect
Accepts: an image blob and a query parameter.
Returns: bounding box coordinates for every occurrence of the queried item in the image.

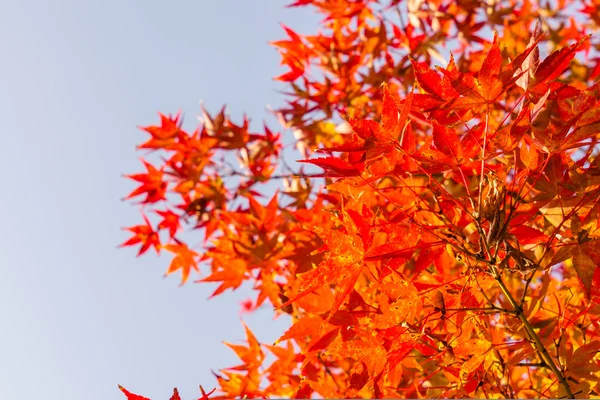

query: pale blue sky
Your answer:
[0,1,318,399]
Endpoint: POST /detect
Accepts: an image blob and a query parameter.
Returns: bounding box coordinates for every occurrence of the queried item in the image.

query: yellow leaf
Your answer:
[573,248,596,298]
[459,340,492,380]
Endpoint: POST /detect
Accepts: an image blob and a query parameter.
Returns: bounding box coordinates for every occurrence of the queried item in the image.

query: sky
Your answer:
[0,1,319,399]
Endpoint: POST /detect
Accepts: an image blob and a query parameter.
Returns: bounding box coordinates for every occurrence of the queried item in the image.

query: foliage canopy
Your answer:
[121,0,600,398]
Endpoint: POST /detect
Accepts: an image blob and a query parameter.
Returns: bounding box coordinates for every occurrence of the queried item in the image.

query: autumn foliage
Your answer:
[121,0,600,398]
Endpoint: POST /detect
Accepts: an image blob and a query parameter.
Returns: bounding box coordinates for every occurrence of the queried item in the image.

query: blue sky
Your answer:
[0,1,318,399]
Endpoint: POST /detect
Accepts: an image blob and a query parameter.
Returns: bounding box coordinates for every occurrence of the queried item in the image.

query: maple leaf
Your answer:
[298,157,363,177]
[436,35,505,111]
[431,121,463,163]
[155,209,181,238]
[573,246,596,298]
[162,243,200,286]
[410,58,459,101]
[200,105,252,150]
[292,382,313,399]
[327,336,387,377]
[120,214,161,256]
[198,386,216,400]
[308,86,414,176]
[568,341,600,381]
[138,112,182,150]
[118,385,151,400]
[533,35,591,88]
[279,213,369,324]
[282,206,423,330]
[373,278,422,328]
[286,0,312,6]
[477,33,503,101]
[271,24,308,82]
[457,339,493,381]
[276,314,324,345]
[275,66,304,82]
[199,255,248,298]
[514,21,541,91]
[169,388,181,400]
[283,176,312,209]
[124,159,168,204]
[224,323,265,371]
[508,225,548,245]
[239,298,254,315]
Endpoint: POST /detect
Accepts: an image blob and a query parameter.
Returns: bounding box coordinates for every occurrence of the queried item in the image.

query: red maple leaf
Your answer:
[120,214,161,256]
[155,209,181,238]
[124,159,168,204]
[118,385,151,400]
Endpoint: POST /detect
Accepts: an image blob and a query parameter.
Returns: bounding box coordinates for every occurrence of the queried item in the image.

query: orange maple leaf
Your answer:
[162,243,200,286]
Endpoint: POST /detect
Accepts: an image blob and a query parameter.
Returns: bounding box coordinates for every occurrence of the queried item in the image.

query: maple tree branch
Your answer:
[444,306,516,314]
[520,267,538,307]
[219,159,322,181]
[491,266,574,399]
[477,111,490,258]
[517,361,548,368]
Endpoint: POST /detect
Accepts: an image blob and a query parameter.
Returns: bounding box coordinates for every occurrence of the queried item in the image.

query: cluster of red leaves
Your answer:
[120,0,600,398]
[119,385,214,400]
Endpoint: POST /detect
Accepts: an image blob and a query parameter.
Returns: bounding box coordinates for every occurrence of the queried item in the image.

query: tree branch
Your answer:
[490,264,574,398]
